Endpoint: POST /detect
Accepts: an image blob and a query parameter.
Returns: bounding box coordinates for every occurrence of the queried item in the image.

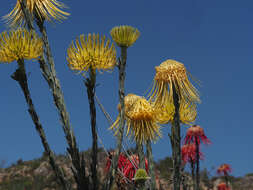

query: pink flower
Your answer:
[184,125,211,145]
[217,164,232,176]
[181,144,203,164]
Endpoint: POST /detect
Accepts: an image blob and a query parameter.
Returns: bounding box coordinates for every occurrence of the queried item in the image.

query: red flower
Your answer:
[105,152,148,181]
[105,152,127,172]
[181,144,203,163]
[217,164,232,176]
[217,182,230,190]
[184,125,211,145]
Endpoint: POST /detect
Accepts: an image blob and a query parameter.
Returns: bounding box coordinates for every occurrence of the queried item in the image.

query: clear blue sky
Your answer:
[0,0,252,177]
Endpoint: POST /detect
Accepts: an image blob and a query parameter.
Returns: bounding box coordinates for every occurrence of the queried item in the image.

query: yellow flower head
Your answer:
[67,33,117,73]
[110,94,161,144]
[117,93,140,113]
[148,59,200,122]
[110,25,140,47]
[0,28,43,63]
[3,0,69,27]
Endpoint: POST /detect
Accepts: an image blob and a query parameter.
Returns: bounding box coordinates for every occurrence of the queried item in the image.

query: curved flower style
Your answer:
[105,152,127,173]
[67,33,117,73]
[3,0,69,27]
[110,25,140,47]
[181,144,203,164]
[110,94,161,143]
[184,125,211,145]
[156,100,197,124]
[148,59,200,123]
[217,164,232,176]
[217,182,230,190]
[0,28,43,63]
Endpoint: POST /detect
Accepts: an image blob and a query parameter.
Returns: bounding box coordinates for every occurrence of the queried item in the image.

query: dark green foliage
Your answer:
[155,156,173,180]
[0,175,63,190]
[245,173,253,177]
[200,168,213,189]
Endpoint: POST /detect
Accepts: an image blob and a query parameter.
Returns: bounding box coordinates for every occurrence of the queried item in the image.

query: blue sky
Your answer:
[0,0,252,177]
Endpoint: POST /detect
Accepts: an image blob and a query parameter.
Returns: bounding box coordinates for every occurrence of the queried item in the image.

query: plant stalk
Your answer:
[195,138,200,190]
[171,84,181,190]
[146,139,156,190]
[105,46,127,190]
[85,69,98,190]
[137,143,145,169]
[190,158,196,189]
[11,59,71,190]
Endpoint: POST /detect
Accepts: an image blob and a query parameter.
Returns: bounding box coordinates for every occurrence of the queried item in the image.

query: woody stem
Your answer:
[172,84,181,190]
[195,137,200,190]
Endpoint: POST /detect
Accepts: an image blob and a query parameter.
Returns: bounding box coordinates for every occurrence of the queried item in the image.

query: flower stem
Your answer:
[195,138,200,190]
[85,69,98,190]
[137,143,145,169]
[11,59,71,190]
[190,158,196,188]
[225,174,229,187]
[171,84,181,190]
[146,139,156,190]
[105,46,127,190]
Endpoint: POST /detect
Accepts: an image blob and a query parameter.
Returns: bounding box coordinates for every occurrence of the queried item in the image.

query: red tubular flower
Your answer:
[181,144,204,163]
[217,182,230,190]
[217,164,232,176]
[105,152,127,173]
[184,125,211,145]
[105,153,148,182]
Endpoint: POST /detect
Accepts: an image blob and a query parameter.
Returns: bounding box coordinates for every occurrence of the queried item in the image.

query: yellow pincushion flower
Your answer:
[148,59,200,123]
[110,25,140,47]
[110,94,161,144]
[0,28,43,63]
[3,0,69,27]
[67,33,117,73]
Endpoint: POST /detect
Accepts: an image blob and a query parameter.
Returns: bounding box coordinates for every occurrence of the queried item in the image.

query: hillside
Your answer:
[0,149,252,190]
